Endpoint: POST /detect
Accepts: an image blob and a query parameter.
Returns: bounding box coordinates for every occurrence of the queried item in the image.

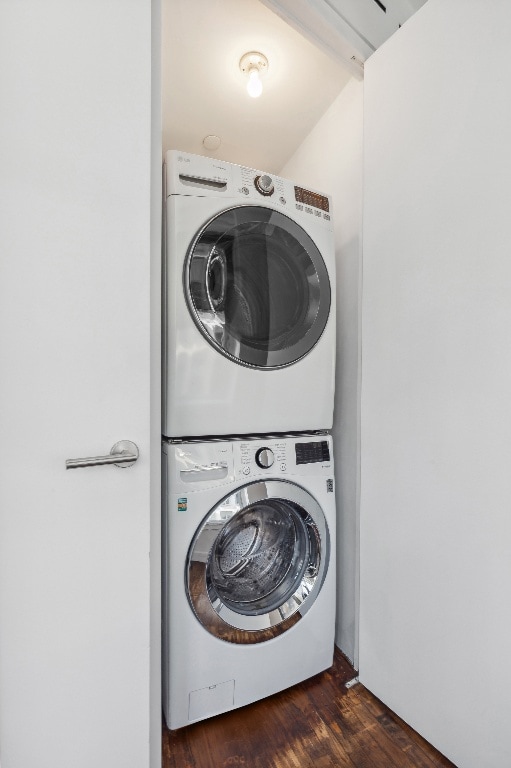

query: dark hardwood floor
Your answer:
[162,649,456,768]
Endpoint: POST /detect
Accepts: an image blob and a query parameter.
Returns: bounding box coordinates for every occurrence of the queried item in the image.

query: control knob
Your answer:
[255,447,274,469]
[254,174,274,196]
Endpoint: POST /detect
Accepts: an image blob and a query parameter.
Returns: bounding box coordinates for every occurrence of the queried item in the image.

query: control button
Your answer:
[305,207,313,214]
[255,447,274,469]
[280,463,287,471]
[295,203,303,211]
[241,186,250,195]
[254,174,275,196]
[314,210,321,217]
[279,196,286,205]
[242,466,251,475]
[323,213,331,220]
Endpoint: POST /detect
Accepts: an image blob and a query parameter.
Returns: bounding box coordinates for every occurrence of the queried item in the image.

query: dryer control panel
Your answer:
[237,164,332,226]
[165,149,333,230]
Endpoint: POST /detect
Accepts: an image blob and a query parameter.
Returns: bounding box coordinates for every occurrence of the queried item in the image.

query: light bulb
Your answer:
[247,68,263,98]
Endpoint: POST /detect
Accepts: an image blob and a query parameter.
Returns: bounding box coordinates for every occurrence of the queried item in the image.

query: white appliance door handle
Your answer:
[66,440,139,470]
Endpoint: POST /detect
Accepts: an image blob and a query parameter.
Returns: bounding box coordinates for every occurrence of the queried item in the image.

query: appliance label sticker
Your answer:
[177,497,187,512]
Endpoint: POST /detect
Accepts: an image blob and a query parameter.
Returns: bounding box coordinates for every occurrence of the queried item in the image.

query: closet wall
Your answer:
[281,78,363,664]
[361,1,511,764]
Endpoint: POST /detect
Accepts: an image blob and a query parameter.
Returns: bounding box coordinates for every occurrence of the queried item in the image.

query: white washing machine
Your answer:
[162,433,336,730]
[163,150,336,439]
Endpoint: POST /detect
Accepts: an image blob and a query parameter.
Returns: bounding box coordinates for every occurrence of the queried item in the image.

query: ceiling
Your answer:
[161,0,429,174]
[161,0,353,173]
[260,0,429,76]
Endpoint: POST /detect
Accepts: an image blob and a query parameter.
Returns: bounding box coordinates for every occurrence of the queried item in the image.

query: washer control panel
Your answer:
[255,447,274,468]
[167,435,333,491]
[239,439,288,477]
[235,436,332,479]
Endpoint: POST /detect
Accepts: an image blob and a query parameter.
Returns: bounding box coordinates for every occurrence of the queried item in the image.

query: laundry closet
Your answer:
[160,0,364,732]
[162,2,511,767]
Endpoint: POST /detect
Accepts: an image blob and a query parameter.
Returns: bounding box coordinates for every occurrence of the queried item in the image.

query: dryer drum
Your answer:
[186,480,329,644]
[184,206,331,369]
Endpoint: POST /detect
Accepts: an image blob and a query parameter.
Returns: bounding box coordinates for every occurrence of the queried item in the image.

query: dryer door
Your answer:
[185,206,331,369]
[186,480,330,644]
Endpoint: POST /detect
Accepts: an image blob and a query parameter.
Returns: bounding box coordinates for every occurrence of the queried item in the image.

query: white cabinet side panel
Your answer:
[361,2,511,766]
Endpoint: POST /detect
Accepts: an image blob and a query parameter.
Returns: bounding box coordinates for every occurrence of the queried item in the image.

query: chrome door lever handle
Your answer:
[66,440,139,470]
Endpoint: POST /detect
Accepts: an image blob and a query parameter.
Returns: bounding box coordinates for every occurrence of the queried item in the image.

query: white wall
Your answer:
[281,78,363,665]
[361,1,511,765]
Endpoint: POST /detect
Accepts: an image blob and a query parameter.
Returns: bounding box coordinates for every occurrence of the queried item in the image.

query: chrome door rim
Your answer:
[183,205,331,370]
[186,480,329,642]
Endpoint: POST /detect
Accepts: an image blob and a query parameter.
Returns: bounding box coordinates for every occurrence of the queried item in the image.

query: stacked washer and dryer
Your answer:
[162,150,337,730]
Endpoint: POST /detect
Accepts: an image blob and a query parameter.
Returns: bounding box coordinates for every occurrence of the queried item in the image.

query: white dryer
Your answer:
[162,433,336,730]
[163,150,336,438]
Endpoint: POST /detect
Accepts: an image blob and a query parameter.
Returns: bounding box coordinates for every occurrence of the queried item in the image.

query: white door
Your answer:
[0,2,161,767]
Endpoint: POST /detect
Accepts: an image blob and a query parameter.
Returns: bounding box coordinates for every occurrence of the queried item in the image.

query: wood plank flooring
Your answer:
[162,649,456,768]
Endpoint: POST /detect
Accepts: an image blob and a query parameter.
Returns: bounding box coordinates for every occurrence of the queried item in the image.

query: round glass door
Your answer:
[185,206,331,369]
[186,480,329,644]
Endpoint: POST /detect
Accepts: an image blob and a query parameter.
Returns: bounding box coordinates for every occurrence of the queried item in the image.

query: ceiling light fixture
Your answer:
[239,51,268,99]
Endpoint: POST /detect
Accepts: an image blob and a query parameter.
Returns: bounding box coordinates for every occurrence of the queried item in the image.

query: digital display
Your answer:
[295,441,330,465]
[294,186,330,212]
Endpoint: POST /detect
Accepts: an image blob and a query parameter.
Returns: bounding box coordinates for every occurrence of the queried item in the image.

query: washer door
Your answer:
[185,206,331,369]
[187,480,329,645]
